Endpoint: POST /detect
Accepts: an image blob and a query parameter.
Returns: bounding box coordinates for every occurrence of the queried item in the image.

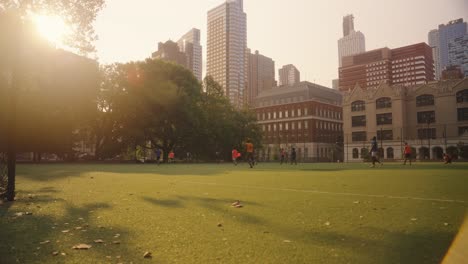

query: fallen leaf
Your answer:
[39,240,50,245]
[283,240,292,243]
[411,218,418,221]
[14,212,24,217]
[74,227,82,230]
[325,222,331,226]
[61,253,66,256]
[72,244,92,250]
[235,204,243,208]
[143,252,152,258]
[217,223,223,227]
[52,251,59,256]
[112,241,121,244]
[106,256,112,259]
[94,239,105,243]
[231,200,240,207]
[62,230,70,233]
[114,234,120,238]
[353,201,360,204]
[444,223,449,226]
[25,212,32,215]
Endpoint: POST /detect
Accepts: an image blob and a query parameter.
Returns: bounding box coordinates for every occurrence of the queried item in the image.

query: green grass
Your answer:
[1,162,467,264]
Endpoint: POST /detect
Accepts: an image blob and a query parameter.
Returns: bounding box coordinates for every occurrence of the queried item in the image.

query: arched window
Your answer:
[376,97,392,109]
[351,101,365,112]
[352,148,359,159]
[416,94,434,107]
[457,90,468,103]
[386,148,394,159]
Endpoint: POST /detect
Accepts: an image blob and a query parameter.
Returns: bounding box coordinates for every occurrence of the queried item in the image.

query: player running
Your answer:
[370,136,382,168]
[245,140,255,168]
[232,148,239,166]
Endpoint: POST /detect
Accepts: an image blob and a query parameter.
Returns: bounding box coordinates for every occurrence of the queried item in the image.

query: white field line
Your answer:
[179,181,467,204]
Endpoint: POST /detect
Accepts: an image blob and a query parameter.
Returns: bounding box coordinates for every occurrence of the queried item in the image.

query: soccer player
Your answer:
[403,142,412,165]
[290,147,297,165]
[245,140,255,168]
[168,151,175,163]
[232,148,238,166]
[280,148,286,165]
[443,153,453,164]
[370,136,382,168]
[155,148,162,165]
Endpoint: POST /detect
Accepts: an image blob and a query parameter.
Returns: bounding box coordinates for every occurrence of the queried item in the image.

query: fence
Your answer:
[344,123,468,162]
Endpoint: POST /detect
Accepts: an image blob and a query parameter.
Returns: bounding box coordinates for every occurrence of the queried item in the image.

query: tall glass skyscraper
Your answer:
[207,0,247,108]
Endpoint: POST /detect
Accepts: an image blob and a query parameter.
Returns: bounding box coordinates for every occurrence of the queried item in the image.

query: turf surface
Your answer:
[0,163,467,264]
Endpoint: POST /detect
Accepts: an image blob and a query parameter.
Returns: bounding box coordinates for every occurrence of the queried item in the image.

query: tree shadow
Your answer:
[0,201,137,264]
[142,196,185,208]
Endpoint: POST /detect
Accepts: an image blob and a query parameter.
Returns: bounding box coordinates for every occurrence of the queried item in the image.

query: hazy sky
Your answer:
[94,0,468,87]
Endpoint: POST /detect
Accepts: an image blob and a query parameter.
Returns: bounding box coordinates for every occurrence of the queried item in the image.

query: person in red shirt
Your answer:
[403,142,412,165]
[168,151,175,163]
[232,148,238,166]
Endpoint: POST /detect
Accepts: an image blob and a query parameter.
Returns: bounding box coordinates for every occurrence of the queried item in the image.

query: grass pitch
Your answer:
[1,162,467,264]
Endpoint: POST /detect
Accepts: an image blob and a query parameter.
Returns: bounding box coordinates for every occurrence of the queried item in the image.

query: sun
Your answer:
[32,14,70,47]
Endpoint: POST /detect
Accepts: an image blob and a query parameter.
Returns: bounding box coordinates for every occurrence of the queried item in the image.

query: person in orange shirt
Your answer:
[232,148,238,166]
[245,140,254,168]
[403,142,412,165]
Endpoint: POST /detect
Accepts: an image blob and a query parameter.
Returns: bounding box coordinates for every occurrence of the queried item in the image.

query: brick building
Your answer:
[339,43,435,92]
[253,82,343,162]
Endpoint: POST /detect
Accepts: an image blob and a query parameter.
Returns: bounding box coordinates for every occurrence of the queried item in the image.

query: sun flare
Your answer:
[32,14,70,47]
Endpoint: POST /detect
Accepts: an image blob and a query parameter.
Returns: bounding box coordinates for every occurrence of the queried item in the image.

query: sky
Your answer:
[94,0,468,88]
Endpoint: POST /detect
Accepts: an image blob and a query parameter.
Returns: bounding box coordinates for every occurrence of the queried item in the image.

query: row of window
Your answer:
[352,113,393,127]
[262,121,344,132]
[351,90,468,112]
[257,107,342,121]
[351,126,468,143]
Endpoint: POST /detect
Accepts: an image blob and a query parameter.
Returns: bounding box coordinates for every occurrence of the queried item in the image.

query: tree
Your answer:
[0,1,105,201]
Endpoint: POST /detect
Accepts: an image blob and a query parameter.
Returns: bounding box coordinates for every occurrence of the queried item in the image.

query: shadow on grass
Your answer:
[290,227,455,264]
[0,199,137,264]
[142,196,185,208]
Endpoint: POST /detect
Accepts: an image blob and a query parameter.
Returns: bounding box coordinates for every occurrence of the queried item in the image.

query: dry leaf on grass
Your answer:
[72,244,92,250]
[112,241,121,245]
[143,252,152,258]
[39,240,50,245]
[61,230,70,233]
[283,240,292,243]
[94,239,105,244]
[52,251,59,256]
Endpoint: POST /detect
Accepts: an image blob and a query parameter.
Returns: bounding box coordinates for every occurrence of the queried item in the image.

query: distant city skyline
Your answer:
[94,0,468,88]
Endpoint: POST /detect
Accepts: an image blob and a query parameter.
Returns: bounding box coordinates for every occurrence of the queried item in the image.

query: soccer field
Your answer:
[1,163,467,264]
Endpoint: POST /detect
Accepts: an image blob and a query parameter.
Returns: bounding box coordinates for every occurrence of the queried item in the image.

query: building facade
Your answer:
[338,15,366,67]
[246,50,276,106]
[429,19,467,79]
[253,82,343,162]
[448,34,468,77]
[342,78,468,162]
[177,28,203,81]
[339,43,435,92]
[206,0,247,108]
[152,40,187,67]
[278,64,300,86]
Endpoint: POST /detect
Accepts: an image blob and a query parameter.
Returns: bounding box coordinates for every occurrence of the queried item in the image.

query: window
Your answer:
[304,108,308,115]
[376,113,392,125]
[292,122,295,130]
[352,132,367,142]
[297,109,301,116]
[458,108,468,121]
[304,121,308,129]
[279,112,282,118]
[273,124,277,131]
[417,111,436,124]
[351,101,365,112]
[298,122,302,129]
[377,130,393,140]
[387,148,394,159]
[376,97,392,109]
[416,94,434,107]
[285,111,289,118]
[352,116,366,127]
[273,112,277,119]
[285,123,289,130]
[457,90,468,103]
[459,126,468,136]
[418,128,436,139]
[279,124,283,131]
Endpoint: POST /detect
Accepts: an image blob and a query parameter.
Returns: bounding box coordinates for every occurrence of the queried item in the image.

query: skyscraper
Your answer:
[428,29,441,79]
[429,19,467,79]
[448,34,468,77]
[279,64,300,86]
[338,15,365,67]
[177,28,203,81]
[342,14,354,37]
[207,0,247,108]
[246,49,276,106]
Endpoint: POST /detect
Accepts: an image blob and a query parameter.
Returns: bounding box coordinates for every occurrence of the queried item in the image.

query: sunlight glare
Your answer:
[32,14,70,47]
